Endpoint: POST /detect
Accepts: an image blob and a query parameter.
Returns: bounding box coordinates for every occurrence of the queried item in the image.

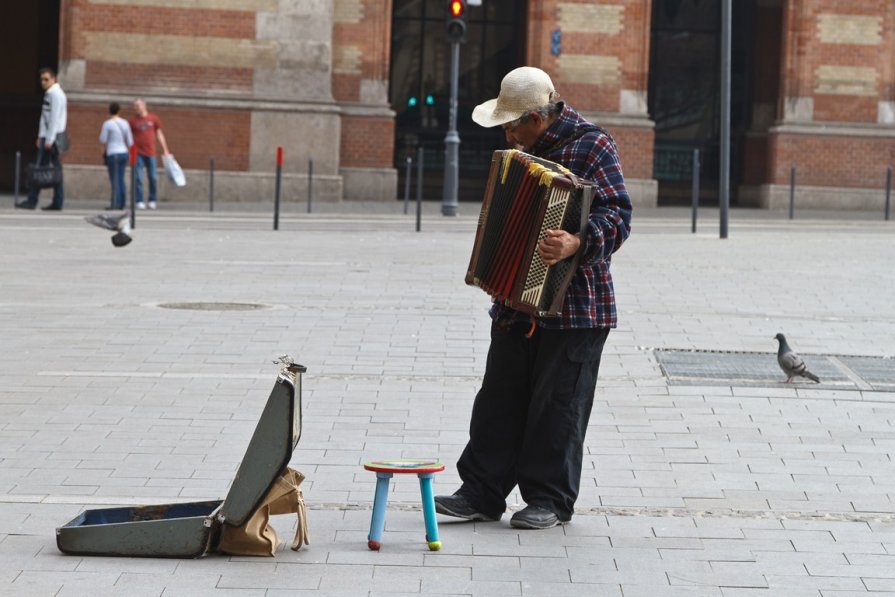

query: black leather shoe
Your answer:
[434,494,499,521]
[14,201,37,209]
[41,205,62,211]
[510,505,562,529]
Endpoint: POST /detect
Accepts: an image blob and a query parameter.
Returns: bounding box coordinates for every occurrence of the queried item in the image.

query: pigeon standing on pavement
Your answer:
[85,211,132,247]
[774,333,820,383]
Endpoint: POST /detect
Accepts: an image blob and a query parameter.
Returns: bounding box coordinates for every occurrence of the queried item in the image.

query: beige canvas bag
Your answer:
[218,467,310,556]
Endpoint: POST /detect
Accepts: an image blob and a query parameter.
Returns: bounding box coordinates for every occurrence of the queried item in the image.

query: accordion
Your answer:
[465,149,595,317]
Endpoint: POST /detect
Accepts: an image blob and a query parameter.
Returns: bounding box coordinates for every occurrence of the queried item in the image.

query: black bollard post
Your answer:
[14,151,21,206]
[274,147,283,231]
[691,148,700,233]
[416,146,423,232]
[307,158,313,214]
[789,165,796,220]
[885,165,892,222]
[403,155,412,215]
[129,145,136,229]
[209,157,215,212]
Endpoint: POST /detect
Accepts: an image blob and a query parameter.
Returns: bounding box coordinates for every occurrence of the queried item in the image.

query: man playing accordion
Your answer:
[435,66,633,529]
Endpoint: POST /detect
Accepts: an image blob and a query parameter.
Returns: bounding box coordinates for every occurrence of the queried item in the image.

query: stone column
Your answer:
[250,0,340,184]
[331,0,397,201]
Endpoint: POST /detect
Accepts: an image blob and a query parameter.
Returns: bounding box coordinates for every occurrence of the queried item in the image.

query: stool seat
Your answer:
[363,459,445,475]
[364,459,444,552]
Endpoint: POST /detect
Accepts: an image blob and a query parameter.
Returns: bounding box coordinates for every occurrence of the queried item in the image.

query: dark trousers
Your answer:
[27,141,64,208]
[456,321,609,521]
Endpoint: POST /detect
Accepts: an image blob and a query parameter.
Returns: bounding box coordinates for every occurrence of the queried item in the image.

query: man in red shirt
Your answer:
[129,98,170,209]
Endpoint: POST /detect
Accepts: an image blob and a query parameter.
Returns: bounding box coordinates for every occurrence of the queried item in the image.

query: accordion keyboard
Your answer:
[520,185,570,308]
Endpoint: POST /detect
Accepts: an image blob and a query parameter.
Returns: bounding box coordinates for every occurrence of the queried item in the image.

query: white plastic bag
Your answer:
[163,154,186,187]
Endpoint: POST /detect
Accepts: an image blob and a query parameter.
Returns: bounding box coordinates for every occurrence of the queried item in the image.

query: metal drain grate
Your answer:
[157,302,270,311]
[839,356,895,391]
[654,349,895,391]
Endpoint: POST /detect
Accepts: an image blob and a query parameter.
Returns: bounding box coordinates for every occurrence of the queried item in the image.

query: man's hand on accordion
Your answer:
[537,230,581,266]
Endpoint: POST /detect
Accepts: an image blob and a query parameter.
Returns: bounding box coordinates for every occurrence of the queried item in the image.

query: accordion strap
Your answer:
[539,123,611,239]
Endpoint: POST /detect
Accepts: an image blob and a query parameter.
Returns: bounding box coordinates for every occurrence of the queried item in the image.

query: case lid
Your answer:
[219,361,305,527]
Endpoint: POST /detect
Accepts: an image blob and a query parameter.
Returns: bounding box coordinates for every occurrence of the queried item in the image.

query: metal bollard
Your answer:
[416,146,423,233]
[307,159,313,214]
[274,147,283,231]
[209,157,215,212]
[885,165,892,222]
[129,145,136,229]
[14,151,21,205]
[691,148,700,233]
[788,164,796,220]
[403,155,412,215]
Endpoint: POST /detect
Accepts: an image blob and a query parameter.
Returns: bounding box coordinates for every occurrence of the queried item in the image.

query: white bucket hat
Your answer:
[472,67,557,128]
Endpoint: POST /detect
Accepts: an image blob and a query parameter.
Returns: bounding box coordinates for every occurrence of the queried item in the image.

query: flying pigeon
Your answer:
[85,211,132,247]
[774,333,820,383]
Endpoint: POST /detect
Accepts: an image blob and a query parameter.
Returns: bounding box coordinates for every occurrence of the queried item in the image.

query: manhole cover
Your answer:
[157,302,270,311]
[654,349,895,391]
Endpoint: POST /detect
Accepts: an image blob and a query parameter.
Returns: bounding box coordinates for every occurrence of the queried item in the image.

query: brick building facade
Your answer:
[8,0,893,208]
[59,0,365,203]
[743,0,895,209]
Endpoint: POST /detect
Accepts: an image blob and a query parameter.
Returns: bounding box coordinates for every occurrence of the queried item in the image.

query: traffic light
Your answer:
[445,0,467,43]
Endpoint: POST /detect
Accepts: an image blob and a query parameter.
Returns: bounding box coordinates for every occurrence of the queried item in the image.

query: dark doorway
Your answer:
[0,0,60,191]
[647,0,755,205]
[389,0,526,201]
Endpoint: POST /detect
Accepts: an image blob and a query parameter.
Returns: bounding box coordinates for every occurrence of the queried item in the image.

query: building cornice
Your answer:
[580,111,655,130]
[68,90,397,119]
[770,121,895,138]
[336,102,395,119]
[67,90,343,115]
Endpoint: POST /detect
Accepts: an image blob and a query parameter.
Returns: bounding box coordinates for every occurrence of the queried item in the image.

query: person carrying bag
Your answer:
[16,67,68,211]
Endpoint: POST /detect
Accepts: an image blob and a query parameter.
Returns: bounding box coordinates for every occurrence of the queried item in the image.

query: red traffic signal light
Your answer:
[446,0,468,43]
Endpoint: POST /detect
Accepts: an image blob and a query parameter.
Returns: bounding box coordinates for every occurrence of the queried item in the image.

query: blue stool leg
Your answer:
[368,472,391,550]
[419,473,441,551]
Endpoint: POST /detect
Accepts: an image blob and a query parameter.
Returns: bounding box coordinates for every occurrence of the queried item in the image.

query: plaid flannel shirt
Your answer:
[490,103,633,329]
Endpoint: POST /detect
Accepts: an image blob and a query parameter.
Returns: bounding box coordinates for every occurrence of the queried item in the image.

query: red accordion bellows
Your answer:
[465,150,595,317]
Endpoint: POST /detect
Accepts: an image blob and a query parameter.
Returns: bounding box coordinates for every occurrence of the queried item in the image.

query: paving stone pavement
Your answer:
[1,203,895,596]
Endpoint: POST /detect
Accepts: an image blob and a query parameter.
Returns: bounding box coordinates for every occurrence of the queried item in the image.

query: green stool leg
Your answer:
[368,472,391,550]
[419,473,441,551]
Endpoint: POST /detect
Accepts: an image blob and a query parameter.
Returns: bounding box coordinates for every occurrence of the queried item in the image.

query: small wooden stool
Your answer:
[363,459,445,551]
